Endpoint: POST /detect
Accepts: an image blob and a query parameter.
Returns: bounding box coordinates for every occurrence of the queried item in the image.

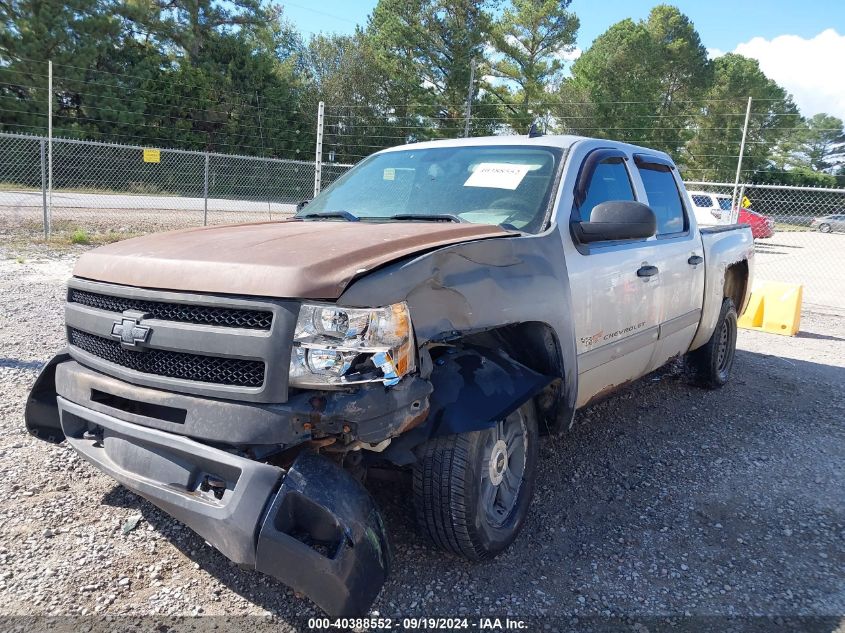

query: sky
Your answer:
[278,0,845,119]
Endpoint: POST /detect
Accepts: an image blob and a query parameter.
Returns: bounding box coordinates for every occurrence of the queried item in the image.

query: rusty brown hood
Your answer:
[73,220,511,299]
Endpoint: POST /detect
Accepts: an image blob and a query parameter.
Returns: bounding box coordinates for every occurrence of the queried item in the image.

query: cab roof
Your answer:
[376,134,673,162]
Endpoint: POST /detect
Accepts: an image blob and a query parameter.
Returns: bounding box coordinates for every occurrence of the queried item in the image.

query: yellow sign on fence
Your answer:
[143,148,161,163]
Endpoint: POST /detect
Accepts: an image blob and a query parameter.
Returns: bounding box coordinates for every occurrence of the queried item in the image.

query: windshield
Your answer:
[299,145,562,233]
[717,197,733,211]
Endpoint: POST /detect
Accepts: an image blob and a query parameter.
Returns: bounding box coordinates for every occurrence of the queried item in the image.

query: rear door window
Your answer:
[636,163,688,236]
[691,194,711,208]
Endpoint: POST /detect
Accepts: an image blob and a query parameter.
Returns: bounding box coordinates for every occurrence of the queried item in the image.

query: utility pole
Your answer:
[47,60,52,238]
[463,60,476,138]
[731,96,752,223]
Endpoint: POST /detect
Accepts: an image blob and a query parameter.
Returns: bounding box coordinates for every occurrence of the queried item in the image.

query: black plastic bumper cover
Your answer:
[56,397,391,616]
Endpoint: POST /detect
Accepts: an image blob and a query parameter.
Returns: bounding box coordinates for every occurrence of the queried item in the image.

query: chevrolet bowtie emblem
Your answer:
[111,310,152,349]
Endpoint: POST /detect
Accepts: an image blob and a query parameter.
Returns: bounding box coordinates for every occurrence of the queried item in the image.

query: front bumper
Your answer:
[57,396,391,616]
[41,359,431,448]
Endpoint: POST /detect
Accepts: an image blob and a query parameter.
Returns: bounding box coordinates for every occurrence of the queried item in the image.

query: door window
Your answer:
[578,159,635,220]
[691,195,711,208]
[637,164,688,236]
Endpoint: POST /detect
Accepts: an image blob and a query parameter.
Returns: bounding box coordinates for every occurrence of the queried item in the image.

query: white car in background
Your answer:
[688,190,732,226]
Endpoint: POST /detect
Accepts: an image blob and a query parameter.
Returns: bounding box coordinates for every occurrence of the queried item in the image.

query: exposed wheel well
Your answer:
[461,322,564,434]
[724,260,749,313]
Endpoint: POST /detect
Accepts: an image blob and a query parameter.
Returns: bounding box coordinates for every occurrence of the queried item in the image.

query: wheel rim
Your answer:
[820,223,831,233]
[716,315,736,377]
[480,409,528,527]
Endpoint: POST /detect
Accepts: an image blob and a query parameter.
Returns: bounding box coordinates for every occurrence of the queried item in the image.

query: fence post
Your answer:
[203,153,209,226]
[463,60,476,138]
[47,60,53,238]
[731,96,752,221]
[314,101,324,197]
[40,139,48,239]
[736,183,746,223]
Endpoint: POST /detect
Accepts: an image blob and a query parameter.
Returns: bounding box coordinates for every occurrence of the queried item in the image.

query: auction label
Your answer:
[463,162,531,190]
[307,616,527,630]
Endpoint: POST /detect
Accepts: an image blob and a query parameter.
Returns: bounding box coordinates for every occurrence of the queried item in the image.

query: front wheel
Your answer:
[412,401,539,561]
[685,298,738,389]
[818,223,832,233]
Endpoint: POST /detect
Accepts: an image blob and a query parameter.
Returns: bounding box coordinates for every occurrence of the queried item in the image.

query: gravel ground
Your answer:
[0,242,842,631]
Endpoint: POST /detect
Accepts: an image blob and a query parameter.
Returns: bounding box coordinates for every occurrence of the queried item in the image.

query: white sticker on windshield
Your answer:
[464,163,531,190]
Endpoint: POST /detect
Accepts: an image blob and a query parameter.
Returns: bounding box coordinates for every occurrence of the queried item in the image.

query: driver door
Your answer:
[565,149,661,407]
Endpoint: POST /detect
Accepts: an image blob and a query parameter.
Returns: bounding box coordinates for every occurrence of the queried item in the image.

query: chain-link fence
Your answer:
[686,181,845,311]
[0,132,353,238]
[2,131,843,312]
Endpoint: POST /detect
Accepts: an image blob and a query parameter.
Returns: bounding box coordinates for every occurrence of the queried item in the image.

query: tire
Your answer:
[685,298,738,389]
[818,223,831,233]
[412,401,539,561]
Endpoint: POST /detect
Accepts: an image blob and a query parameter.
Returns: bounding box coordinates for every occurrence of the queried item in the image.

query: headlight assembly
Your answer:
[288,302,415,388]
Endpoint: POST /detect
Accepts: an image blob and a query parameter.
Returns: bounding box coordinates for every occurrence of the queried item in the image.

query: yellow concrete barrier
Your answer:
[737,280,802,336]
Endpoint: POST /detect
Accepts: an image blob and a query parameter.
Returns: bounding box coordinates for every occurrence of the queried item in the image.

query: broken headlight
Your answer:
[288,302,415,388]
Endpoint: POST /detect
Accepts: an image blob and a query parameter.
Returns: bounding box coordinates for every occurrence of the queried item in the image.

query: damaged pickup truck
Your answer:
[25,135,754,615]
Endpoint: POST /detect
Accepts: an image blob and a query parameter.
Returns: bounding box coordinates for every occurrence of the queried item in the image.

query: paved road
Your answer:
[0,189,297,214]
[753,230,845,311]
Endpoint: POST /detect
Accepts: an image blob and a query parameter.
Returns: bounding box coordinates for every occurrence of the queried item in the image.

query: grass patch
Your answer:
[1,231,140,255]
[70,228,91,244]
[0,181,180,196]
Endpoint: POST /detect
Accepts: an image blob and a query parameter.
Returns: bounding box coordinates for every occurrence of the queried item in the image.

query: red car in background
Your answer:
[737,207,775,239]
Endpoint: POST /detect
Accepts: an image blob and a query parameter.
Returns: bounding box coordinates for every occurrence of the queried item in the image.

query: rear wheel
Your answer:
[412,401,539,561]
[685,298,738,389]
[819,223,832,233]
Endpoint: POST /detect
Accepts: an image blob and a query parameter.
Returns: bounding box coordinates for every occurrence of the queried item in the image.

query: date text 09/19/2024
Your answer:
[307,617,528,630]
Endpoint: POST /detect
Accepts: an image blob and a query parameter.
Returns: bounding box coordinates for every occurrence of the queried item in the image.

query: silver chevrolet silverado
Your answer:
[25,134,754,615]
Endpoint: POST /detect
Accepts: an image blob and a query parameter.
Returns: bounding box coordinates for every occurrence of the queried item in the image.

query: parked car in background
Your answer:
[687,191,774,239]
[738,207,775,239]
[810,214,845,233]
[687,190,731,226]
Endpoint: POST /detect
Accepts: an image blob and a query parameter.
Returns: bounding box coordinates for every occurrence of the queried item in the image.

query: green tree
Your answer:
[0,0,310,158]
[558,5,710,154]
[800,113,845,172]
[561,18,659,140]
[368,0,493,135]
[126,0,271,64]
[301,30,407,162]
[487,0,579,132]
[643,5,711,152]
[768,113,844,182]
[682,53,799,181]
[0,0,122,135]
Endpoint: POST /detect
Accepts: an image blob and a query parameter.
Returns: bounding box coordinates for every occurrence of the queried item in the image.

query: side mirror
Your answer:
[574,200,657,243]
[296,199,311,213]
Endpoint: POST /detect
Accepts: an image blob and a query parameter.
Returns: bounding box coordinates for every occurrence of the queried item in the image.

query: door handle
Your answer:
[637,265,659,278]
[688,255,703,266]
